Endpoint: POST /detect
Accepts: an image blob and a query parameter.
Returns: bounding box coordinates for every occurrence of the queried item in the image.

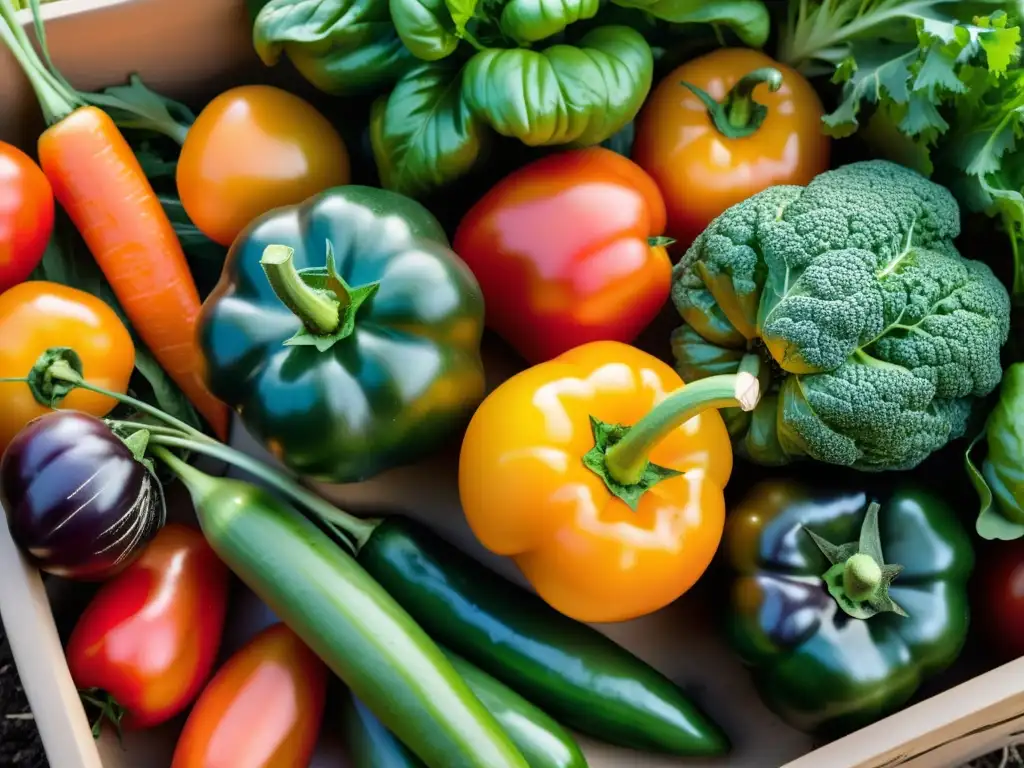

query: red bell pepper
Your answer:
[453,148,672,364]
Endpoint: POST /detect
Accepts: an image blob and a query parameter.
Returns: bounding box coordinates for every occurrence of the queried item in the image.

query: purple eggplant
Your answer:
[0,411,165,580]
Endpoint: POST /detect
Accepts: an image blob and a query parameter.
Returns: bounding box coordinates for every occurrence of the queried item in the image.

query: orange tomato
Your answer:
[459,340,736,623]
[0,281,134,452]
[176,85,350,247]
[172,624,327,768]
[632,48,830,248]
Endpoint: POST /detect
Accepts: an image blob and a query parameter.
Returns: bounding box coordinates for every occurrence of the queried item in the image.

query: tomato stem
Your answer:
[603,354,761,487]
[78,688,126,743]
[680,67,784,140]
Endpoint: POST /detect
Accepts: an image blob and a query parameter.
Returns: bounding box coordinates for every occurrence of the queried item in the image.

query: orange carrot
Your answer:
[0,1,228,439]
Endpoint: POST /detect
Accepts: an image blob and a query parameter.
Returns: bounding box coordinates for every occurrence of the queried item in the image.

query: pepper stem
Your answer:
[603,354,761,487]
[261,245,341,336]
[803,501,909,620]
[681,67,784,140]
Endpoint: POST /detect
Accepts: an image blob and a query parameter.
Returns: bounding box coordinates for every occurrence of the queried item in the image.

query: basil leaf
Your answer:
[370,61,490,198]
[391,0,459,60]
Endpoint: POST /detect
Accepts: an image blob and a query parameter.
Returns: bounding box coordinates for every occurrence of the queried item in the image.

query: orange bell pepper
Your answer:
[458,340,761,623]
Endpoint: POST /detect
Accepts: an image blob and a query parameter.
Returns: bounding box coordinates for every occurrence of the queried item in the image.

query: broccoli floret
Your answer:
[670,160,1011,472]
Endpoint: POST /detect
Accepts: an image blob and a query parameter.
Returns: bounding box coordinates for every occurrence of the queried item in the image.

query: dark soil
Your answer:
[0,625,46,767]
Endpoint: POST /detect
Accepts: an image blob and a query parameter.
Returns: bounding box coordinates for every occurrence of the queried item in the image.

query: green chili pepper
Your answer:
[154,449,527,768]
[341,652,589,768]
[197,185,486,484]
[341,689,426,768]
[357,516,729,756]
[724,479,973,738]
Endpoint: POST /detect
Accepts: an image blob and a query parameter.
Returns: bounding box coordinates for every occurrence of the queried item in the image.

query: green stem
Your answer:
[260,245,341,336]
[43,359,210,441]
[842,553,882,602]
[680,67,783,140]
[0,0,81,124]
[148,433,378,550]
[604,354,761,486]
[106,420,196,439]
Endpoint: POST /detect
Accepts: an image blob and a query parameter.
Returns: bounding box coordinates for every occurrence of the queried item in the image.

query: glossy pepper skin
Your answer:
[359,516,730,755]
[724,479,973,738]
[460,339,760,623]
[198,185,486,484]
[453,148,672,365]
[632,48,830,247]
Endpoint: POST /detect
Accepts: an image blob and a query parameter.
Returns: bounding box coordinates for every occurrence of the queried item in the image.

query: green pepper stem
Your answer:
[261,245,341,336]
[148,433,378,550]
[681,67,784,140]
[603,354,761,486]
[842,553,882,602]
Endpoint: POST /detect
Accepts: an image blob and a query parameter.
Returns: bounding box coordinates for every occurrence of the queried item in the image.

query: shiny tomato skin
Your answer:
[632,48,830,247]
[172,623,328,768]
[176,85,350,247]
[0,281,135,453]
[65,524,230,730]
[0,143,54,293]
[453,147,672,365]
[972,540,1024,663]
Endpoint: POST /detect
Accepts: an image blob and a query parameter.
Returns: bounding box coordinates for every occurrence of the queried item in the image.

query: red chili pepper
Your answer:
[453,147,672,365]
[65,523,230,734]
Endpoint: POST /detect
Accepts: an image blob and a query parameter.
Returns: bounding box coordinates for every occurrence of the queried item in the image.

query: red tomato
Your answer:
[972,540,1024,662]
[66,524,230,731]
[453,147,672,365]
[0,142,54,292]
[172,624,327,768]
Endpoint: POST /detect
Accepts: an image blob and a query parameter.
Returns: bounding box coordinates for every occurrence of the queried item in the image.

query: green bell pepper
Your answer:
[724,479,973,738]
[196,185,486,484]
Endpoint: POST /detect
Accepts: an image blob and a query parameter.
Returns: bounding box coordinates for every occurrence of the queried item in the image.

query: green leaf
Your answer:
[600,120,635,158]
[445,0,476,37]
[85,74,194,145]
[370,61,490,198]
[967,364,1024,540]
[821,41,918,137]
[391,0,459,60]
[607,0,770,48]
[157,195,228,300]
[462,26,653,147]
[499,0,601,44]
[253,0,416,95]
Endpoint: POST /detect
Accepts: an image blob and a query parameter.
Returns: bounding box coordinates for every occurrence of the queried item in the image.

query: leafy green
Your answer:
[253,0,416,95]
[780,1,1024,306]
[500,0,601,44]
[462,26,653,147]
[966,362,1024,539]
[608,0,770,48]
[369,61,490,198]
[30,214,204,434]
[158,196,229,301]
[390,0,459,60]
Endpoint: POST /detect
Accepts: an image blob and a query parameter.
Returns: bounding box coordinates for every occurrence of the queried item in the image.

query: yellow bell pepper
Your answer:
[458,341,760,623]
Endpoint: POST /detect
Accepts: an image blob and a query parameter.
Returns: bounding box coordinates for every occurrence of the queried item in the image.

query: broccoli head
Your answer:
[671,160,1011,472]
